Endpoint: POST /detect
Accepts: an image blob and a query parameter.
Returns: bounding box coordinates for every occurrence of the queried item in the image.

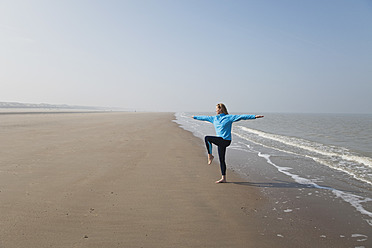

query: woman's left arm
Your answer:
[231,114,264,122]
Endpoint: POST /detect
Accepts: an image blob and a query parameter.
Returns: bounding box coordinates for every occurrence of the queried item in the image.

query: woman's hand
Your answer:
[255,115,264,118]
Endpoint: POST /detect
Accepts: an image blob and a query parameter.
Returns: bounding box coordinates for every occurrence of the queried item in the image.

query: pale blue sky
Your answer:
[1,0,371,113]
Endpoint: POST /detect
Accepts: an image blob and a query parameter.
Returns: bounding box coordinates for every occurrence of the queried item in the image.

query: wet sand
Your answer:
[0,112,369,247]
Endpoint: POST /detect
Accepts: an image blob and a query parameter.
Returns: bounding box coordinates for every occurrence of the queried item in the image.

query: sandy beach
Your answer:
[0,112,370,247]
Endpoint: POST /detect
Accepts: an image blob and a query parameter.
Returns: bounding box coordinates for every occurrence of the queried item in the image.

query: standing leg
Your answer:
[217,145,227,176]
[215,139,231,183]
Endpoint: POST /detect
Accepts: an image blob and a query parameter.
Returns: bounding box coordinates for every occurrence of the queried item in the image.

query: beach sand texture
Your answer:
[0,112,265,248]
[0,112,368,247]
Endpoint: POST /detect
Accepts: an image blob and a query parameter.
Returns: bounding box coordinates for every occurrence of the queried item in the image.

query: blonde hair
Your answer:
[216,103,229,115]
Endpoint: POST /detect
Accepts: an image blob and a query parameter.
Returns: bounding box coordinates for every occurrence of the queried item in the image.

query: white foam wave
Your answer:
[342,154,372,169]
[239,126,372,168]
[312,157,372,186]
[257,151,372,226]
[235,126,372,185]
[240,127,340,156]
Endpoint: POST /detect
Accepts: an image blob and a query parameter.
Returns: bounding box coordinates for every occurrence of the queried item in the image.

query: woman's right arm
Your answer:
[192,115,214,123]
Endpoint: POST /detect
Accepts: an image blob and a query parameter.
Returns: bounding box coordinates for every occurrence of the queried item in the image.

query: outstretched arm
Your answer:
[191,115,214,123]
[230,114,264,122]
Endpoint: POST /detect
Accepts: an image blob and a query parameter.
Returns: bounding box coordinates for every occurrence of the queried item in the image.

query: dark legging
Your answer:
[204,136,231,175]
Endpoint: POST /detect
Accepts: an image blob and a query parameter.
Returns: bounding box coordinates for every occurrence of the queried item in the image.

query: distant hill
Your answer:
[0,101,105,110]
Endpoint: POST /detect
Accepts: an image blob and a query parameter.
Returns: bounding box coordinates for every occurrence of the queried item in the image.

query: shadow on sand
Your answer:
[232,179,317,189]
[232,179,357,193]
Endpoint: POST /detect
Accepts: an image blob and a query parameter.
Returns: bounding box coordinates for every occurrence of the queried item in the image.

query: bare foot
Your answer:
[215,178,227,184]
[215,176,227,184]
[208,154,214,165]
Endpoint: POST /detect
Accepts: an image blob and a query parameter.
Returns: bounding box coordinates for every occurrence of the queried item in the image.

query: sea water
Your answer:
[174,112,372,227]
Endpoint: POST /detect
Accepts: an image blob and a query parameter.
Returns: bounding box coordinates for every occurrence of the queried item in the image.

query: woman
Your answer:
[192,103,264,183]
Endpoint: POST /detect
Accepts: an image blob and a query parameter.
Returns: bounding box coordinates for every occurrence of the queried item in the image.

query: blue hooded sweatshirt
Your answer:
[193,113,256,140]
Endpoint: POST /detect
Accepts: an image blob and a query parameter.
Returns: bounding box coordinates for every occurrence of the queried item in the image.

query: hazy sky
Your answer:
[1,0,371,113]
